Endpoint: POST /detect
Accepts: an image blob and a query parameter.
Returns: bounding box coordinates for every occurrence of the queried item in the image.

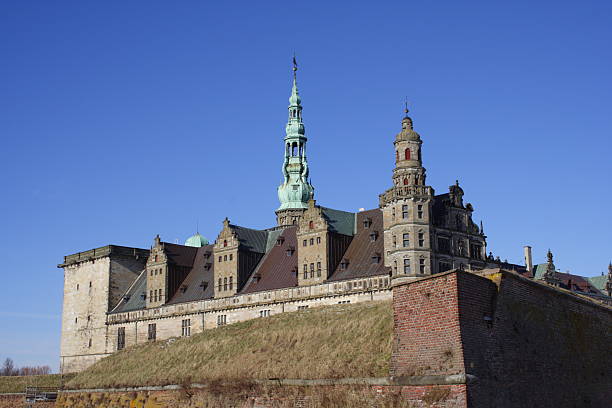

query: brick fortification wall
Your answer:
[392,270,612,408]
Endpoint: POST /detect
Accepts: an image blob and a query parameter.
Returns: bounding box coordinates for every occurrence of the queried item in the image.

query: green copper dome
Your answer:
[185,233,209,247]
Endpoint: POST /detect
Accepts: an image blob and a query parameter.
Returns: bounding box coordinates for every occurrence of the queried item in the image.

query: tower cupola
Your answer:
[276,57,315,226]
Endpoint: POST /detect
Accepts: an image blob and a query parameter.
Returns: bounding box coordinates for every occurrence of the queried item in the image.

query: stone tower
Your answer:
[276,58,315,227]
[380,106,435,277]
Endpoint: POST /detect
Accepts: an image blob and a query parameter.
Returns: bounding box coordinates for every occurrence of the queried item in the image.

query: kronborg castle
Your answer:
[57,64,612,374]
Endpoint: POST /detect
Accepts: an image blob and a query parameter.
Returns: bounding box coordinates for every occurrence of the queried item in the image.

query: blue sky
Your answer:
[0,1,610,371]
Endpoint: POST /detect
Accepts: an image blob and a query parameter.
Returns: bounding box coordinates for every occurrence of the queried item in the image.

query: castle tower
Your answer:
[276,58,315,226]
[380,105,435,277]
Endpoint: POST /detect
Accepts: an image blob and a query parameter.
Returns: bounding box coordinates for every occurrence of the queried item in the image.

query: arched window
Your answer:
[309,220,314,229]
[292,143,297,156]
[229,276,233,290]
[396,151,399,161]
[223,277,228,291]
[403,178,409,185]
[223,240,227,247]
[218,278,222,291]
[405,149,411,160]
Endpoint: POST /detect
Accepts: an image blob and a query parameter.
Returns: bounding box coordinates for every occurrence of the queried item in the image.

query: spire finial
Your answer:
[404,97,409,117]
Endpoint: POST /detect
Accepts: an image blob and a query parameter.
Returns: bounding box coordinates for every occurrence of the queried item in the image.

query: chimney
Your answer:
[524,246,533,273]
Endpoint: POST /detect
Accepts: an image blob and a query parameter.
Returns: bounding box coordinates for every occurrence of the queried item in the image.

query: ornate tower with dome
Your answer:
[276,58,315,227]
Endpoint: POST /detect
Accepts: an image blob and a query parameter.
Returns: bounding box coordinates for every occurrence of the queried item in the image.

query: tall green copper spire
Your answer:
[277,57,314,216]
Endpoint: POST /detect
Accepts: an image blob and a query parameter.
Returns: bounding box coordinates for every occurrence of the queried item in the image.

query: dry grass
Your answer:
[0,373,75,393]
[67,301,392,389]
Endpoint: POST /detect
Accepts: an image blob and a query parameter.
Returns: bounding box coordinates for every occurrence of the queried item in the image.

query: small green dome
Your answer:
[185,233,209,247]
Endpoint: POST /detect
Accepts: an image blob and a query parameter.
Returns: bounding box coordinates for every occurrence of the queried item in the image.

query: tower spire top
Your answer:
[404,97,409,117]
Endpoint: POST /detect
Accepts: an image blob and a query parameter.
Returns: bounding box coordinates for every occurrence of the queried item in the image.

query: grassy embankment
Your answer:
[67,300,393,390]
[0,373,76,393]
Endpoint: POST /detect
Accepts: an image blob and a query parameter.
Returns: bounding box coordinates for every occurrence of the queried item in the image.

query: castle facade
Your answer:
[58,63,611,374]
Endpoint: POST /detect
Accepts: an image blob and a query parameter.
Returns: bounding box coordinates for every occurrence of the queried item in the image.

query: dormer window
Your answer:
[285,246,295,256]
[180,285,188,293]
[276,237,285,246]
[363,218,372,228]
[340,259,349,270]
[204,262,212,270]
[140,292,146,300]
[253,274,261,283]
[204,251,211,259]
[199,281,208,291]
[371,253,381,264]
[369,231,378,242]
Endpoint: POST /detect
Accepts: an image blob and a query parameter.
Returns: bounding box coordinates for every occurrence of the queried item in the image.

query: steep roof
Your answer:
[320,207,355,236]
[533,263,603,295]
[110,270,147,313]
[232,225,269,253]
[240,227,298,294]
[163,243,199,267]
[328,209,390,281]
[166,245,215,305]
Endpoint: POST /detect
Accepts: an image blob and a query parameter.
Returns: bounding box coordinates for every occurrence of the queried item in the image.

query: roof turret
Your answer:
[184,233,209,247]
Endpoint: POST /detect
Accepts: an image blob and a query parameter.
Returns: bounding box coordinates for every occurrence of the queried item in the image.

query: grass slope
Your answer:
[67,301,392,389]
[0,374,75,393]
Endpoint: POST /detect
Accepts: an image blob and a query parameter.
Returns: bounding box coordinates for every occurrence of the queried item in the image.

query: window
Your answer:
[308,263,314,278]
[403,233,410,247]
[418,232,425,247]
[340,259,349,270]
[117,327,125,350]
[303,240,307,247]
[88,338,92,348]
[470,243,483,260]
[259,309,271,318]
[338,300,351,304]
[75,317,77,324]
[159,288,163,300]
[369,231,378,242]
[371,253,381,264]
[316,236,321,244]
[404,258,411,274]
[417,205,423,219]
[402,205,409,219]
[419,259,426,274]
[229,276,233,290]
[363,218,372,228]
[405,148,410,160]
[310,238,314,245]
[229,254,233,261]
[150,290,153,302]
[393,235,397,247]
[181,319,191,337]
[298,305,309,311]
[76,284,79,291]
[217,315,227,327]
[223,240,227,247]
[223,277,228,291]
[303,264,308,279]
[403,178,409,185]
[309,220,314,229]
[224,254,227,261]
[148,323,156,341]
[392,207,396,221]
[218,278,222,292]
[316,262,321,277]
[154,255,158,262]
[150,270,153,276]
[395,150,399,161]
[393,260,397,274]
[437,237,451,254]
[218,256,222,262]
